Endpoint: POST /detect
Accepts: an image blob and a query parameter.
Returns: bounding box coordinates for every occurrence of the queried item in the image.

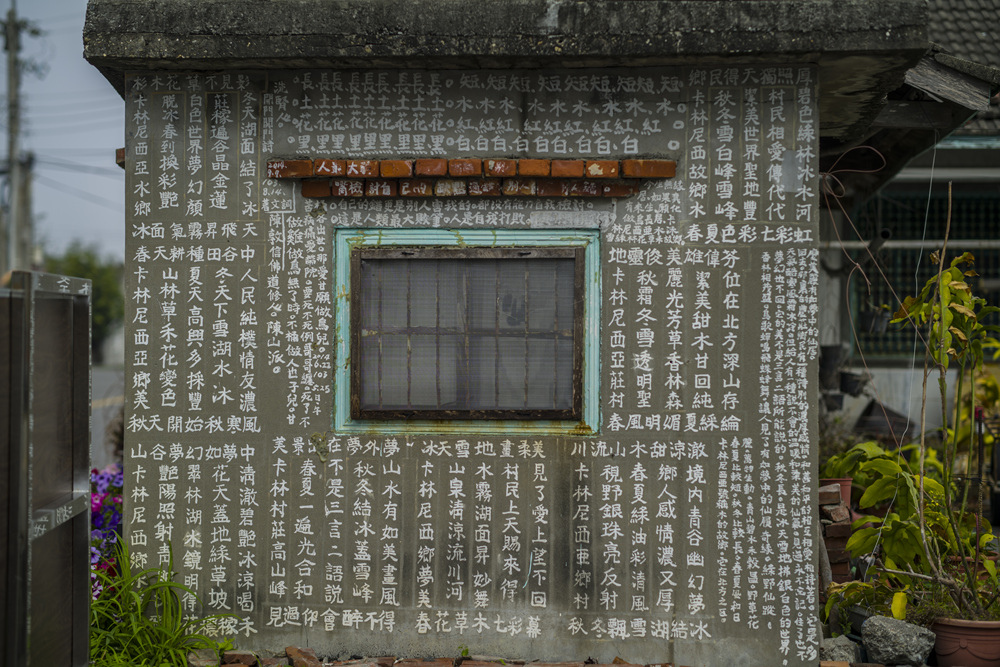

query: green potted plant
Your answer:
[823,578,907,636]
[851,248,1000,666]
[820,440,944,509]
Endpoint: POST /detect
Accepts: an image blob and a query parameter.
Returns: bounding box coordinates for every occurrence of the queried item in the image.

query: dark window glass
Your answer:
[351,247,583,420]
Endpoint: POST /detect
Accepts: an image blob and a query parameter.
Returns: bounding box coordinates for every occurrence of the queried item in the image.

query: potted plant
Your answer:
[819,440,943,510]
[824,578,908,637]
[848,248,1000,665]
[820,344,846,391]
[859,303,892,335]
[839,370,867,397]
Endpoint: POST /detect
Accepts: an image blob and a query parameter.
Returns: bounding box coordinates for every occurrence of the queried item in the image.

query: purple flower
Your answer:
[90,461,123,599]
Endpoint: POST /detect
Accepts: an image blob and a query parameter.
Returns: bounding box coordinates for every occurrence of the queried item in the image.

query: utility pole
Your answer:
[3,0,31,274]
[16,151,30,267]
[5,0,21,274]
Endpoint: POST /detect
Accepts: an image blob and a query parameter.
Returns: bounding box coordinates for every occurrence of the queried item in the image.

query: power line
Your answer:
[34,155,124,178]
[30,147,122,154]
[23,11,80,24]
[33,15,83,26]
[12,88,120,100]
[22,102,123,118]
[34,172,123,212]
[22,108,123,124]
[14,113,122,129]
[38,23,83,35]
[25,116,122,130]
[22,120,122,136]
[25,126,121,137]
[25,98,122,108]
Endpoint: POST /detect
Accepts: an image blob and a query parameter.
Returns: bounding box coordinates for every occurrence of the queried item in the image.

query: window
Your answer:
[352,246,583,419]
[334,229,599,435]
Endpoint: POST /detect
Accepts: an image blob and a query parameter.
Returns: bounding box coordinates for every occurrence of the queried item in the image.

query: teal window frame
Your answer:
[333,228,600,436]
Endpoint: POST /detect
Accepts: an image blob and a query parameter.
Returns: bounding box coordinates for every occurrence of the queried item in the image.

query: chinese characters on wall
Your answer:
[123,66,819,665]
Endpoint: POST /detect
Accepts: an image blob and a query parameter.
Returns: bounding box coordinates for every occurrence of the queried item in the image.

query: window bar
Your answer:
[494,259,500,411]
[406,258,413,410]
[552,259,559,410]
[573,246,585,417]
[886,248,898,355]
[904,248,917,355]
[523,258,530,409]
[464,262,471,409]
[377,259,384,410]
[436,259,442,411]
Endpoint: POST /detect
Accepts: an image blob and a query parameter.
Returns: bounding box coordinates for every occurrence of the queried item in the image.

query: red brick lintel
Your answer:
[267,158,675,198]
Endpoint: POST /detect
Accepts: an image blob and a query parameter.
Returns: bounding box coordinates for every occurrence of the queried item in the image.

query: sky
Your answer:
[7,0,125,261]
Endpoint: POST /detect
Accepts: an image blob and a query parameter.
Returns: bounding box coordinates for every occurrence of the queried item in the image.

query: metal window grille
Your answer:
[851,191,1000,357]
[860,192,1000,241]
[350,247,584,420]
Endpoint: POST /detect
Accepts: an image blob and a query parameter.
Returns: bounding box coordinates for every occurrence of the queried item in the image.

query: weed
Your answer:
[90,541,233,667]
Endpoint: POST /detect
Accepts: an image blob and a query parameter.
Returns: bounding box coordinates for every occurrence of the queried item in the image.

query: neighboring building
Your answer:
[83,1,996,664]
[819,0,1000,437]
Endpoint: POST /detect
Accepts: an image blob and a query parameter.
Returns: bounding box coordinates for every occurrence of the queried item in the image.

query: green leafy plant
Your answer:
[823,579,908,635]
[90,541,233,667]
[872,246,1000,622]
[821,440,890,481]
[946,368,1000,467]
[846,458,956,582]
[820,440,945,507]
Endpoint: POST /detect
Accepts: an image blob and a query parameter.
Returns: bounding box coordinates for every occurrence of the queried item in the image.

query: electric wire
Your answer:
[24,11,80,23]
[34,155,124,178]
[21,102,124,118]
[24,115,123,130]
[23,124,122,137]
[34,172,123,212]
[30,147,121,154]
[9,88,121,100]
[41,23,85,33]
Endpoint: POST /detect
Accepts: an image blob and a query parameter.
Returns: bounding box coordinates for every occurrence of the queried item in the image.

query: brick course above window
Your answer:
[267,157,675,199]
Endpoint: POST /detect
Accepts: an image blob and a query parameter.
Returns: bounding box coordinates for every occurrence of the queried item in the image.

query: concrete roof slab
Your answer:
[85,0,929,66]
[84,0,934,164]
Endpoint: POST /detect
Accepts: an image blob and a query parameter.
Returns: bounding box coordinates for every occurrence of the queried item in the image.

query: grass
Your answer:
[90,541,232,667]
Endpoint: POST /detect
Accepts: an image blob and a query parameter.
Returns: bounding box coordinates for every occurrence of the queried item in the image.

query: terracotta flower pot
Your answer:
[932,618,1000,667]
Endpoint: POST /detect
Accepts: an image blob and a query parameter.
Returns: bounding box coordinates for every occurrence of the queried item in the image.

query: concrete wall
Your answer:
[123,65,820,665]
